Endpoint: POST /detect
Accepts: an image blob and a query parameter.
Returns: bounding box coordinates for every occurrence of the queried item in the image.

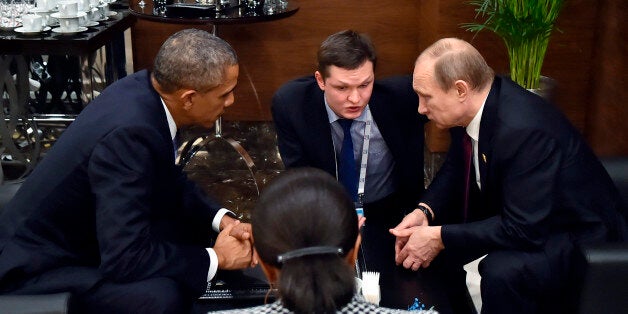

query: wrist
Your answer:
[417,204,433,225]
[219,212,238,231]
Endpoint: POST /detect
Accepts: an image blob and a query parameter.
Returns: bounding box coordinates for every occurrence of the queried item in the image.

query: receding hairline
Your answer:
[414,37,493,91]
[416,38,474,65]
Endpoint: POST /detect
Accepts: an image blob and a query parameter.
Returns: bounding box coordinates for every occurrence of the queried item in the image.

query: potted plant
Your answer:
[461,0,565,91]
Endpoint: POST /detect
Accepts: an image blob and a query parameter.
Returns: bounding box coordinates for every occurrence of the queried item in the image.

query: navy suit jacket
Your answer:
[271,75,427,217]
[0,70,220,296]
[423,76,627,258]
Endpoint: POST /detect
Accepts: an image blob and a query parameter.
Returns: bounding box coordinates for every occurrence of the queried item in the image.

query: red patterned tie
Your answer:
[462,133,472,222]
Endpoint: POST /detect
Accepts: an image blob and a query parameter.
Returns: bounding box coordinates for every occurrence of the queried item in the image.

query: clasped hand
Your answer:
[213,220,256,270]
[389,210,444,271]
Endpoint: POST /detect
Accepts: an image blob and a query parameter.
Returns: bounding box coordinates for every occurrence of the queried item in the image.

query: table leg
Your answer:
[0,55,42,180]
[79,51,97,105]
[105,32,128,84]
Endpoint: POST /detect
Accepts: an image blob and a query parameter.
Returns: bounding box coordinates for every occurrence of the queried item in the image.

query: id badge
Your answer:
[355,193,365,217]
[355,206,364,217]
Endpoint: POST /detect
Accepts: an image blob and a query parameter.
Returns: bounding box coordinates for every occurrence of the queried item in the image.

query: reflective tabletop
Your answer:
[129,0,299,25]
[0,8,134,55]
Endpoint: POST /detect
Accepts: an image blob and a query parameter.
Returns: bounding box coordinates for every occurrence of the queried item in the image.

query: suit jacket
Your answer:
[0,70,220,296]
[271,75,427,219]
[423,76,627,258]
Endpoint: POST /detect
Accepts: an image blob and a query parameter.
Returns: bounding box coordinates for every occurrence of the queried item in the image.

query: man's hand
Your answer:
[389,209,429,258]
[219,214,238,233]
[358,215,366,229]
[230,222,257,267]
[390,226,419,260]
[229,221,252,241]
[213,220,253,270]
[394,208,430,230]
[391,226,444,271]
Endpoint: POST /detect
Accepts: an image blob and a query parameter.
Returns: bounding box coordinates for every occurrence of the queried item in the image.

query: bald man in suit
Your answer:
[391,38,627,313]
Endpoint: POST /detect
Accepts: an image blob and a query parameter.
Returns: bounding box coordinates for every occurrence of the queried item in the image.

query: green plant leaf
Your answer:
[460,0,564,89]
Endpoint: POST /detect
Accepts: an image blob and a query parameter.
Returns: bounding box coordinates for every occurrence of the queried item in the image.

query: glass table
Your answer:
[0,7,135,180]
[128,0,299,26]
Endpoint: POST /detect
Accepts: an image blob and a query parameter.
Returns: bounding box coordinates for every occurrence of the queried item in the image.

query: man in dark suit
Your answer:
[390,38,627,313]
[0,29,254,313]
[272,30,428,228]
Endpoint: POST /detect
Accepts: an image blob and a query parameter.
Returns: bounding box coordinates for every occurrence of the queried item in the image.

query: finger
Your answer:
[389,226,419,237]
[396,246,409,265]
[220,220,236,234]
[402,258,413,269]
[412,262,421,271]
[394,238,406,259]
[358,216,366,229]
[251,249,260,267]
[422,259,431,268]
[248,245,255,267]
[230,223,252,240]
[231,230,250,241]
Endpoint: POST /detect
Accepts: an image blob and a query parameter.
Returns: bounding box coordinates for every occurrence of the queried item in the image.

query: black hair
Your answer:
[252,168,359,313]
[317,29,377,79]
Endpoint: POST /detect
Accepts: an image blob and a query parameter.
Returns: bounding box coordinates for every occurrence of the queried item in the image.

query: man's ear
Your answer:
[180,89,195,110]
[314,71,326,91]
[454,80,469,100]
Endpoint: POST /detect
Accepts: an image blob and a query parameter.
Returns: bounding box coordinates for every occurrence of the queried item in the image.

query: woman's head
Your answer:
[252,168,359,312]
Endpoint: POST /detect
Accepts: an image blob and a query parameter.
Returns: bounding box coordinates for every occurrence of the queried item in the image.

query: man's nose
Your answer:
[347,89,360,103]
[418,101,427,114]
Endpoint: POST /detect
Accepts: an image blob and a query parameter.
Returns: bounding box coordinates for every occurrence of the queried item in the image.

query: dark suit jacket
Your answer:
[0,70,220,296]
[423,76,627,258]
[271,75,427,220]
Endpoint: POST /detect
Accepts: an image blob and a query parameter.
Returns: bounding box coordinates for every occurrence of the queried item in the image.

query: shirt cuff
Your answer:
[206,248,218,282]
[212,208,234,232]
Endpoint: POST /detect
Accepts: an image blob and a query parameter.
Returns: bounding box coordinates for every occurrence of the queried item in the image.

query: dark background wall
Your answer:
[130,0,627,156]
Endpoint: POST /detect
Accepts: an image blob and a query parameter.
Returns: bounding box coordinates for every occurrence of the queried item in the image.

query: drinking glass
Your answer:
[152,0,166,15]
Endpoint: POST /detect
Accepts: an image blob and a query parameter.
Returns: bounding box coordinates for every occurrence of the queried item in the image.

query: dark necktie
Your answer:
[462,133,473,222]
[338,119,358,202]
[173,133,179,161]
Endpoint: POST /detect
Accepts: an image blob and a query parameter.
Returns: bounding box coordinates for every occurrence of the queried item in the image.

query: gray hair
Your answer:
[417,38,494,91]
[152,28,238,93]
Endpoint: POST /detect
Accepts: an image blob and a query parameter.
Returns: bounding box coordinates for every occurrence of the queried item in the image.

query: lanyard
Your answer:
[356,108,372,207]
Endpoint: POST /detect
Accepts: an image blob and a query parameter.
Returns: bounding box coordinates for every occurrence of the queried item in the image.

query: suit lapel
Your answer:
[304,88,336,173]
[368,89,400,158]
[478,77,502,191]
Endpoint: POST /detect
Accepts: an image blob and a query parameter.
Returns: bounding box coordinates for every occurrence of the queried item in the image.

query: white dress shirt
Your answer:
[465,97,487,190]
[324,99,396,203]
[161,99,232,282]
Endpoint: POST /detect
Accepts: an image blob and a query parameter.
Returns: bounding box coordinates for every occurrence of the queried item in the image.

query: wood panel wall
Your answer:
[586,0,627,156]
[130,0,627,156]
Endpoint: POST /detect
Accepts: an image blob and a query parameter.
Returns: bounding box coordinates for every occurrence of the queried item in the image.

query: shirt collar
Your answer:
[465,96,487,142]
[160,98,177,140]
[324,95,370,124]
